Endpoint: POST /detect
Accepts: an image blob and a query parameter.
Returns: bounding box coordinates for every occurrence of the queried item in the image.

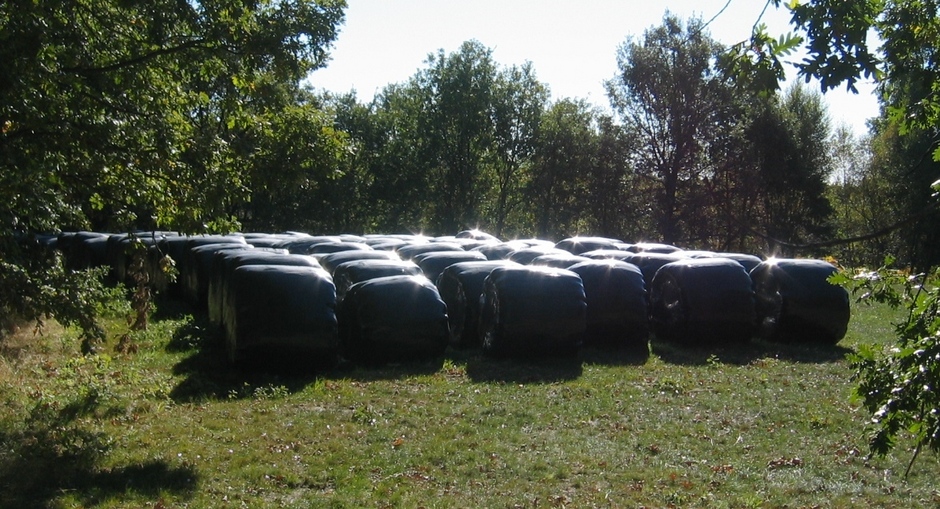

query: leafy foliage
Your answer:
[835,259,940,475]
[0,0,346,341]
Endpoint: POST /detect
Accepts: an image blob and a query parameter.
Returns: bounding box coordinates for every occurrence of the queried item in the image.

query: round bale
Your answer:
[337,275,448,365]
[649,258,756,344]
[225,265,337,366]
[436,260,519,348]
[479,266,587,357]
[750,258,850,344]
[332,259,423,303]
[530,253,592,270]
[316,250,401,275]
[568,260,649,346]
[555,236,622,255]
[412,250,488,284]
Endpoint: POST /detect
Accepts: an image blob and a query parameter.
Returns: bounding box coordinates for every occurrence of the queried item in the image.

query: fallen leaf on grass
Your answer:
[767,457,803,470]
[711,464,734,474]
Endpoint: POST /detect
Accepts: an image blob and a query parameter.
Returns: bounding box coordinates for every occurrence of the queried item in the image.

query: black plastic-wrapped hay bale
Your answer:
[716,253,764,273]
[338,234,368,243]
[225,265,337,366]
[568,260,649,346]
[395,242,465,261]
[370,239,412,251]
[581,249,636,262]
[316,250,401,275]
[208,250,320,327]
[110,233,165,287]
[103,233,131,284]
[750,258,850,344]
[64,231,110,270]
[412,250,488,284]
[456,229,501,242]
[307,241,373,255]
[555,236,622,255]
[160,235,246,298]
[332,259,423,303]
[178,236,249,277]
[436,260,519,348]
[514,238,557,249]
[449,238,498,251]
[506,246,569,265]
[243,234,300,248]
[530,253,592,270]
[628,242,682,254]
[649,258,756,344]
[471,242,519,260]
[679,250,717,259]
[273,236,342,254]
[337,275,448,365]
[184,243,254,308]
[624,252,688,288]
[479,266,587,357]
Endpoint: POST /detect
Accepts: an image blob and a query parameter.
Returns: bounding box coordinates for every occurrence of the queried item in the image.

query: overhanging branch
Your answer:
[750,201,939,250]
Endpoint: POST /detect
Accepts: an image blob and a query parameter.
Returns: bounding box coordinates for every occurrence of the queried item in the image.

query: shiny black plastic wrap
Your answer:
[568,260,649,346]
[225,265,337,365]
[479,266,587,357]
[649,258,756,344]
[750,258,850,344]
[337,275,449,365]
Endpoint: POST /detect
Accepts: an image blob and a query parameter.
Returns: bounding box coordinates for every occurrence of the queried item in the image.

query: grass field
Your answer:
[1,297,938,508]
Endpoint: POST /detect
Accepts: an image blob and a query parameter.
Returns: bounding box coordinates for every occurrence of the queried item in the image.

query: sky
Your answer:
[308,0,880,136]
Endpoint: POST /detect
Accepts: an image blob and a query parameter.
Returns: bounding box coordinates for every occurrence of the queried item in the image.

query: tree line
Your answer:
[247,19,839,259]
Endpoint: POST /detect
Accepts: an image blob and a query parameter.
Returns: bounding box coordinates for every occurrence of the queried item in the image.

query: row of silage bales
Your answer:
[48,230,851,369]
[475,235,849,348]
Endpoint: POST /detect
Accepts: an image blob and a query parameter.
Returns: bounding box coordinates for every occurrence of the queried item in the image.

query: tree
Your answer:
[586,116,642,240]
[239,91,350,233]
[606,14,733,245]
[527,99,598,239]
[747,84,835,255]
[488,63,549,237]
[336,40,549,237]
[826,125,896,267]
[416,41,500,233]
[0,0,346,346]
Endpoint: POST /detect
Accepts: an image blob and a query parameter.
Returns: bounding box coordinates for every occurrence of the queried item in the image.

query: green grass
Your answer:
[2,298,939,508]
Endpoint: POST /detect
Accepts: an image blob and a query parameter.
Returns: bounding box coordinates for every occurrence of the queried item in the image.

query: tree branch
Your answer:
[62,39,213,75]
[749,201,940,250]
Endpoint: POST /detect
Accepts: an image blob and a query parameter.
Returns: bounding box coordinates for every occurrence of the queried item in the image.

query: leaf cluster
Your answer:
[835,254,940,475]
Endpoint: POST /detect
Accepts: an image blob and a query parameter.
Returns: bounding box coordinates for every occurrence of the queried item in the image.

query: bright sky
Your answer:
[308,0,880,136]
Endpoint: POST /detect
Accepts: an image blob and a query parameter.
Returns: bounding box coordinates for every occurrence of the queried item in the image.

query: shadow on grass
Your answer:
[331,356,447,382]
[166,312,448,399]
[580,340,651,367]
[0,454,197,509]
[459,349,584,384]
[650,336,854,366]
[0,402,197,508]
[167,313,333,402]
